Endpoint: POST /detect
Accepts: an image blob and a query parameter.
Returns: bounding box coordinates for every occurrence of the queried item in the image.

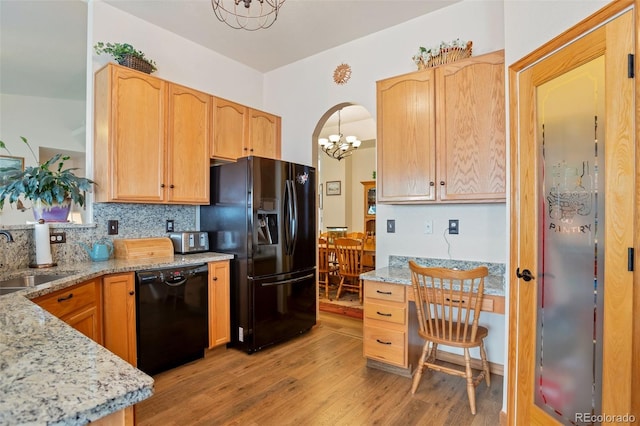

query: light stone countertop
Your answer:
[0,252,234,425]
[359,256,506,297]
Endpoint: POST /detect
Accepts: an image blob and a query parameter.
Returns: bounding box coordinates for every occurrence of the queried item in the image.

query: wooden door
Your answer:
[376,69,436,203]
[247,108,281,159]
[103,273,137,366]
[211,97,246,160]
[208,261,230,348]
[110,66,166,202]
[64,304,103,344]
[166,83,211,204]
[508,5,635,424]
[436,50,506,202]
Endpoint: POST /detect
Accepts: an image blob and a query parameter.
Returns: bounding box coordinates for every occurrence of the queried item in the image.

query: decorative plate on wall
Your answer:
[333,63,351,85]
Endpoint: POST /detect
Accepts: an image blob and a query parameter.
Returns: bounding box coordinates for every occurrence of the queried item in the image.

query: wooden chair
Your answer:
[318,237,340,299]
[334,237,364,303]
[408,260,490,415]
[346,232,365,241]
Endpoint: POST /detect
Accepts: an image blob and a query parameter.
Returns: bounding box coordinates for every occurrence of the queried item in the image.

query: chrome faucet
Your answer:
[0,230,14,242]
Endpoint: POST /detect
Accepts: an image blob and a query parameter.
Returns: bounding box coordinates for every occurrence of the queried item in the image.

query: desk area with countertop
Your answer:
[359,256,506,377]
[0,252,233,425]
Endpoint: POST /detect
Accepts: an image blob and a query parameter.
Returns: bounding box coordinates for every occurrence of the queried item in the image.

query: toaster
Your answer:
[168,231,209,254]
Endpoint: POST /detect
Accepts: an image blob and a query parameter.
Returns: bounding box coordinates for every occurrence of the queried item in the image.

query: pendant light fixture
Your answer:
[211,0,286,31]
[318,108,362,161]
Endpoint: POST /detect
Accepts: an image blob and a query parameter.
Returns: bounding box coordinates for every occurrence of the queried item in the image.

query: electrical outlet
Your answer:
[166,219,175,232]
[49,232,66,244]
[424,220,433,234]
[387,219,395,233]
[108,220,119,235]
[449,219,459,235]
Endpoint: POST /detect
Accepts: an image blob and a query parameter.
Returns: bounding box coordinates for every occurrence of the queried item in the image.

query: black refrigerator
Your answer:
[200,156,316,353]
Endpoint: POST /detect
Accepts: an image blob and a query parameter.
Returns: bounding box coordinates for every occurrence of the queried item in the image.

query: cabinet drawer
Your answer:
[34,280,99,319]
[364,326,405,366]
[364,281,405,303]
[364,301,405,325]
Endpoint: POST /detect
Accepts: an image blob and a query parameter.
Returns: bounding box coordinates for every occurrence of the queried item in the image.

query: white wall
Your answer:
[92,1,264,108]
[0,94,86,225]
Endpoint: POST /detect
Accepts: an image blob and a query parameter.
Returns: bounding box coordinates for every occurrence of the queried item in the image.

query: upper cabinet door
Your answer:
[247,108,281,159]
[166,84,211,204]
[376,69,436,203]
[95,65,166,203]
[211,97,246,161]
[435,50,506,201]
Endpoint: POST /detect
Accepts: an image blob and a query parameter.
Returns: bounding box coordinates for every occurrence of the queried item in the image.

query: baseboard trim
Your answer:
[435,351,504,377]
[500,410,507,426]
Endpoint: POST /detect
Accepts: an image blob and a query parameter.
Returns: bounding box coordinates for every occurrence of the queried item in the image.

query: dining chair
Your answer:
[408,260,490,415]
[334,237,364,303]
[346,232,365,241]
[318,237,340,299]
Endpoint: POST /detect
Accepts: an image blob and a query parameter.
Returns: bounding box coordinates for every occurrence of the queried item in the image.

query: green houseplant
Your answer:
[0,136,95,222]
[94,42,157,73]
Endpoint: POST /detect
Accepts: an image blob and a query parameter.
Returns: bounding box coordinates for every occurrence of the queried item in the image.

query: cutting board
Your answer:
[113,237,174,260]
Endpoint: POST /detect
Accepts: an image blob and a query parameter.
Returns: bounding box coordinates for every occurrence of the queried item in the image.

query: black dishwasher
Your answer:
[135,263,209,375]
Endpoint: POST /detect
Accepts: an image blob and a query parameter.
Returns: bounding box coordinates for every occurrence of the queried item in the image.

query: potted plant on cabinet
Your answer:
[0,136,95,222]
[94,42,157,74]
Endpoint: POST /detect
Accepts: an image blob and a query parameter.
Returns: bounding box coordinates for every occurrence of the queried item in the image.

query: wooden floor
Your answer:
[136,312,503,425]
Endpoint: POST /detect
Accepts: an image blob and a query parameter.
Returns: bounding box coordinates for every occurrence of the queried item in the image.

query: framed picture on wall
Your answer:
[0,155,24,185]
[326,180,341,196]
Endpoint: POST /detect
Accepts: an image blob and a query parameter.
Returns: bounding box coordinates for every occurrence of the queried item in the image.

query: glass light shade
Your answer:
[345,135,357,143]
[318,137,329,147]
[329,134,341,143]
[353,139,362,147]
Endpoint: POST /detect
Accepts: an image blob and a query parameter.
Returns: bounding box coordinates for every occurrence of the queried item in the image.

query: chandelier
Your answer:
[318,109,362,161]
[211,0,285,31]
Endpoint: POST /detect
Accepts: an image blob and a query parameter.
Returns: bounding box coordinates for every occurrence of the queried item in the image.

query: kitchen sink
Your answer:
[0,273,75,295]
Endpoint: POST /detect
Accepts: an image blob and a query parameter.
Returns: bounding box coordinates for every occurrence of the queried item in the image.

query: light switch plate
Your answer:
[387,219,395,233]
[424,220,433,234]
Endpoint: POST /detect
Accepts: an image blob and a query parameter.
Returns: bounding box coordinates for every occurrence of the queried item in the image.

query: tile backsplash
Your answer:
[0,203,197,271]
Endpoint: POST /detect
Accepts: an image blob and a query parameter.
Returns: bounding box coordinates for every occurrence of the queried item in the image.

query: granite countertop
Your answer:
[360,256,506,297]
[0,252,233,425]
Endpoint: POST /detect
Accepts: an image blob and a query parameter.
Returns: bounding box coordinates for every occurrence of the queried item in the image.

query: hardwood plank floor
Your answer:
[135,312,503,425]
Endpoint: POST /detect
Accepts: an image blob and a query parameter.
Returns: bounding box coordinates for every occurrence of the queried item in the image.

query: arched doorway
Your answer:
[311,103,376,238]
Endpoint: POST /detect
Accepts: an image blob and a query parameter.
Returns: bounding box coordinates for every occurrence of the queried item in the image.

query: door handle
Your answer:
[516,268,535,282]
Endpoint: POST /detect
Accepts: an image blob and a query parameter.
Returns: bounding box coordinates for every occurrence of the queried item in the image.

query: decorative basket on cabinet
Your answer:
[413,40,473,70]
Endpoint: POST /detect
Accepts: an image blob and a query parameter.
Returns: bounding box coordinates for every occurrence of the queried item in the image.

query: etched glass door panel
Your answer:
[535,56,604,424]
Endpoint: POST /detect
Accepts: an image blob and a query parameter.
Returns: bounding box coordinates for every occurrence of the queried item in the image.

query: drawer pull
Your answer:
[376,290,392,295]
[445,297,464,304]
[376,311,392,317]
[57,293,74,302]
[376,339,392,345]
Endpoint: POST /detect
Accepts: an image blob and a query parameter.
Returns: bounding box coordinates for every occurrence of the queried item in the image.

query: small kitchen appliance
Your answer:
[168,231,209,254]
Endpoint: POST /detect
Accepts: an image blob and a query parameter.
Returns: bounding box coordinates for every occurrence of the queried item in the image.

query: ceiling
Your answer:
[105,0,462,73]
[0,0,460,139]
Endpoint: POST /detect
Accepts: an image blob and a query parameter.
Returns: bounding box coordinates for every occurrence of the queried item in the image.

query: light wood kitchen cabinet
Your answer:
[33,278,103,344]
[376,50,505,204]
[94,63,210,205]
[247,108,281,159]
[211,97,247,161]
[102,272,137,366]
[208,260,230,348]
[211,97,281,161]
[363,281,414,370]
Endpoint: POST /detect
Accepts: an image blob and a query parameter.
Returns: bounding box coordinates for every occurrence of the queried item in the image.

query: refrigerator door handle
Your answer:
[260,273,315,287]
[284,179,297,256]
[290,179,298,254]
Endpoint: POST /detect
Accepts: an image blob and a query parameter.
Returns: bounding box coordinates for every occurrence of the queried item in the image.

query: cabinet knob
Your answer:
[429,181,435,187]
[129,291,135,296]
[160,184,165,188]
[212,277,218,281]
[169,184,175,189]
[440,181,445,186]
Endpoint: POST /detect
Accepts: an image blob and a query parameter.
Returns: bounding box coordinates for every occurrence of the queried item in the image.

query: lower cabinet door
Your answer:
[103,273,137,366]
[63,305,103,344]
[363,325,406,367]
